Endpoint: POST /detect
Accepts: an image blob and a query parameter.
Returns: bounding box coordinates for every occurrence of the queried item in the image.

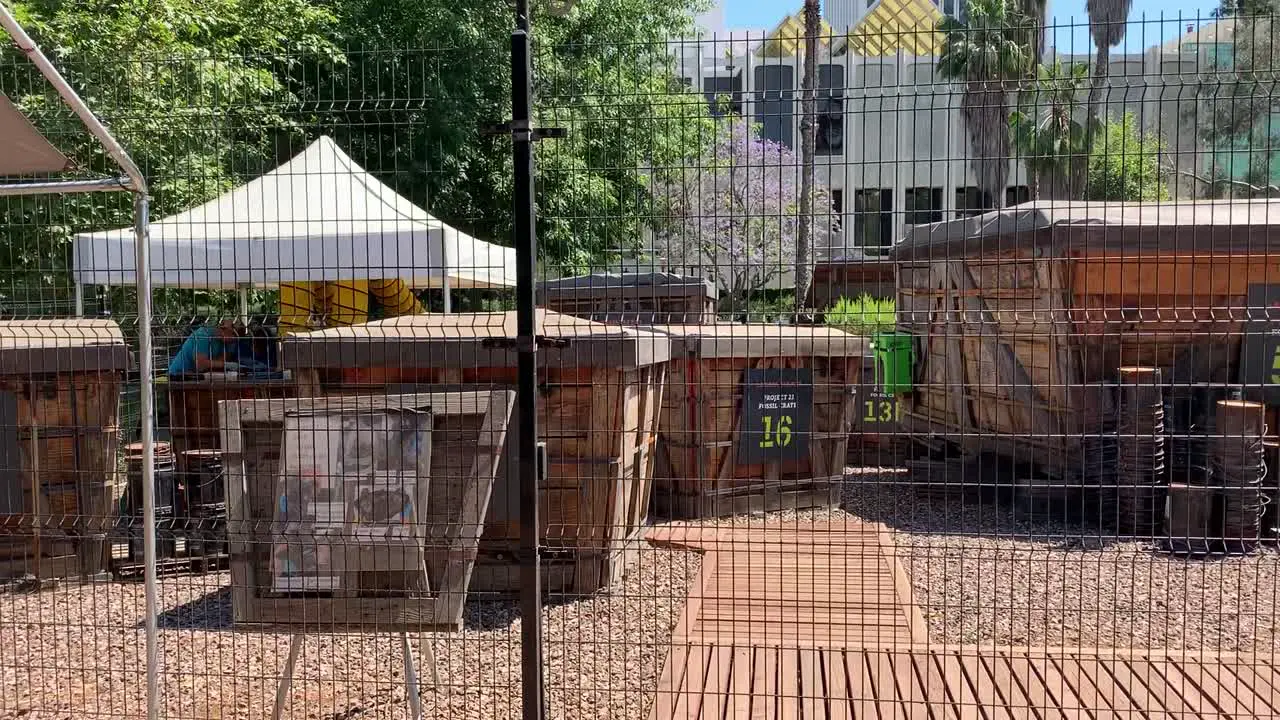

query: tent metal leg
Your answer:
[74,283,84,317]
[401,633,424,720]
[273,635,304,720]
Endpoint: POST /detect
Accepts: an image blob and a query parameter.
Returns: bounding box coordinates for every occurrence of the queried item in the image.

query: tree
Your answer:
[1213,0,1275,16]
[313,0,714,276]
[1084,0,1133,149]
[1010,61,1089,199]
[938,0,1034,209]
[1197,3,1280,197]
[1086,113,1169,200]
[654,116,829,312]
[794,0,821,318]
[1,0,339,314]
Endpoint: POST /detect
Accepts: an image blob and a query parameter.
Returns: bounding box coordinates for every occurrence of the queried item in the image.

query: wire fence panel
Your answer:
[2,5,1280,720]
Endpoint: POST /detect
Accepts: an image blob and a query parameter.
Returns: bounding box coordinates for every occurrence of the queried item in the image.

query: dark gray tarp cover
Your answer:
[0,93,70,176]
[893,199,1280,260]
[538,271,717,300]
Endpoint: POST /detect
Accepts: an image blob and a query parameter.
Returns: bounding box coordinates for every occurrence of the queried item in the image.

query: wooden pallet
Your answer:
[653,477,841,519]
[645,521,1280,720]
[648,644,1280,719]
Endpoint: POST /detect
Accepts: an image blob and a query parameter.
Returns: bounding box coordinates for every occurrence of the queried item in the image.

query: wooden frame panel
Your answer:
[219,390,513,632]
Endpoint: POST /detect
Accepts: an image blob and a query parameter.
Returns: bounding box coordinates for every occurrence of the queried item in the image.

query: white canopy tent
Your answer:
[72,135,515,313]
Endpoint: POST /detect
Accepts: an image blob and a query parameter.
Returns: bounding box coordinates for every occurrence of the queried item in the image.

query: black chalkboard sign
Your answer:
[1240,284,1280,404]
[738,368,813,464]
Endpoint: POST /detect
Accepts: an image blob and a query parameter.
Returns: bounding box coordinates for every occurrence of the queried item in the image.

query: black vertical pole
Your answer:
[511,2,545,719]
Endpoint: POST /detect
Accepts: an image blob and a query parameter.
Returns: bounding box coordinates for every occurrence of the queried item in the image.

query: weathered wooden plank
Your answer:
[671,644,713,720]
[798,648,824,720]
[949,261,1059,438]
[727,645,755,720]
[756,645,779,720]
[777,646,799,720]
[933,262,973,430]
[649,641,693,720]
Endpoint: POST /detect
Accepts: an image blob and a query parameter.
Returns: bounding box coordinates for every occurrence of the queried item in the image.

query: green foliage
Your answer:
[936,0,1034,85]
[315,0,714,276]
[2,0,340,316]
[1010,61,1089,199]
[3,0,713,317]
[937,0,1034,205]
[1086,113,1170,201]
[824,295,896,335]
[734,291,795,324]
[1196,6,1280,197]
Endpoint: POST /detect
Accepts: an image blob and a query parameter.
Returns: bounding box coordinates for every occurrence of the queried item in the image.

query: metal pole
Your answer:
[133,193,160,720]
[511,2,544,718]
[0,177,131,197]
[74,283,84,317]
[0,6,146,193]
[238,287,250,323]
[442,233,452,314]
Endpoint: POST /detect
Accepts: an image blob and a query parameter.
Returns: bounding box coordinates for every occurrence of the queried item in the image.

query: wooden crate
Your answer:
[281,310,672,596]
[647,324,869,518]
[167,378,297,457]
[539,272,718,324]
[893,200,1280,479]
[0,320,128,581]
[219,390,513,632]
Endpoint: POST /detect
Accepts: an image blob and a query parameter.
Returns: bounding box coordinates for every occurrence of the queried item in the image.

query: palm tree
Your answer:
[938,0,1034,208]
[1019,0,1047,62]
[1010,61,1089,199]
[1084,0,1133,149]
[794,0,821,319]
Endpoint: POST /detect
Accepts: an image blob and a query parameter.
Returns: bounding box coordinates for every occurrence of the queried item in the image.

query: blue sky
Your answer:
[721,0,1221,53]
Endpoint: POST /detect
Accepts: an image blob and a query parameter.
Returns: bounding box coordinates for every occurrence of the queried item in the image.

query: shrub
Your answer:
[824,294,896,335]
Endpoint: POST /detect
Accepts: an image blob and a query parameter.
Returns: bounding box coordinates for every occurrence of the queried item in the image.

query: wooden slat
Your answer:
[727,645,754,720]
[777,647,799,720]
[671,644,712,720]
[702,645,734,720]
[798,648,824,720]
[758,646,779,720]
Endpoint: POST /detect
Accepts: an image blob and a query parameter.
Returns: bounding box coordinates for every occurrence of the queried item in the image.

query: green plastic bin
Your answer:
[870,332,914,395]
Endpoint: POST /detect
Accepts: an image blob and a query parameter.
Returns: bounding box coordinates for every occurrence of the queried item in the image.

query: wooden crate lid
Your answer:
[538,272,717,302]
[894,199,1280,261]
[282,309,672,370]
[0,319,129,374]
[646,323,870,360]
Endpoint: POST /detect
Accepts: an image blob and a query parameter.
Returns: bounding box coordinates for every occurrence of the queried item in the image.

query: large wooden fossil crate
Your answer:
[219,390,513,631]
[280,310,672,595]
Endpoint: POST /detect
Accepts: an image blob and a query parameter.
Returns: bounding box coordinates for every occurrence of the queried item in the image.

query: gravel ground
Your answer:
[843,477,1280,652]
[669,470,1280,652]
[0,547,700,720]
[5,472,1280,719]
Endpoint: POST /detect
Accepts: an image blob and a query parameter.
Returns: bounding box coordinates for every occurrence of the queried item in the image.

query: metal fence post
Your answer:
[511,7,545,720]
[132,192,160,720]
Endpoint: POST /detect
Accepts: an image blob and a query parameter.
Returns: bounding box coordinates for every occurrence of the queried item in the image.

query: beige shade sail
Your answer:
[0,92,69,176]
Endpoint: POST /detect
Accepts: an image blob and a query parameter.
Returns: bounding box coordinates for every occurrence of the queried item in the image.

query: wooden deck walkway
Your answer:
[645,521,1280,720]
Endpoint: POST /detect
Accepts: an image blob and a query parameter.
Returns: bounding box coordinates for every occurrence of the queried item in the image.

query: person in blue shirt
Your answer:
[167,318,240,376]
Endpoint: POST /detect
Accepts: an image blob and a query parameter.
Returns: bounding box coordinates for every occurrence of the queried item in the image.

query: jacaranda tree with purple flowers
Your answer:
[654,116,829,313]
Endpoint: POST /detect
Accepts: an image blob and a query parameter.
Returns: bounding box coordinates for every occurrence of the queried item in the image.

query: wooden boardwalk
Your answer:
[645,521,1280,720]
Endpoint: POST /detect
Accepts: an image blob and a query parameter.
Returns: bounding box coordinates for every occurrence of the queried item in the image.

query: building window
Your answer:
[955,186,995,218]
[854,189,893,254]
[1006,185,1032,206]
[905,187,943,226]
[754,64,795,148]
[703,73,743,116]
[817,64,845,156]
